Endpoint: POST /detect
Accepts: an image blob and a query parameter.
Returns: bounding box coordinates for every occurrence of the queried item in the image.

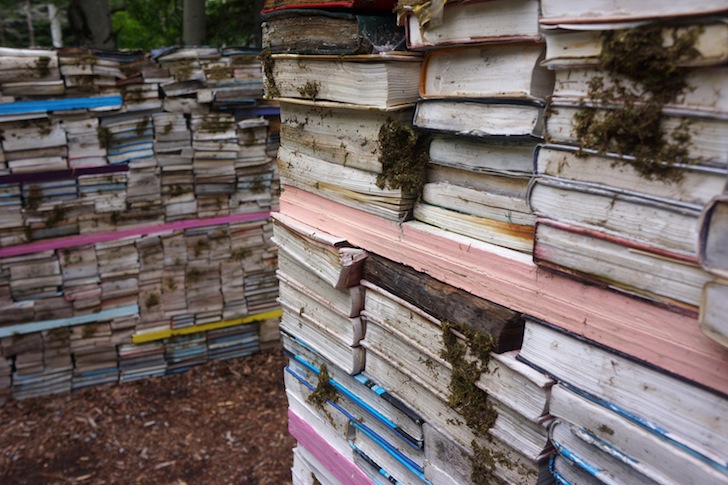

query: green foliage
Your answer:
[111,0,183,50]
[206,0,262,47]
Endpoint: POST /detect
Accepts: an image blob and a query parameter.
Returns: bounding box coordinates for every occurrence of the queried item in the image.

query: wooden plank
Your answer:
[279,185,728,396]
[132,308,282,344]
[363,253,524,352]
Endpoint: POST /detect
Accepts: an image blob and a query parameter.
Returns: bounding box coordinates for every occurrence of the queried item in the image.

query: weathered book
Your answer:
[271,212,367,289]
[542,21,728,68]
[362,253,524,352]
[279,99,413,173]
[550,383,728,484]
[535,219,711,312]
[546,101,728,168]
[262,0,395,13]
[420,43,552,101]
[429,134,536,175]
[278,249,364,318]
[536,144,727,207]
[280,314,365,375]
[414,99,545,138]
[698,194,728,278]
[700,281,728,351]
[540,0,728,25]
[283,331,424,446]
[417,165,535,252]
[423,422,552,485]
[401,0,541,50]
[262,10,404,55]
[266,53,422,109]
[518,318,728,469]
[278,146,417,221]
[528,176,702,257]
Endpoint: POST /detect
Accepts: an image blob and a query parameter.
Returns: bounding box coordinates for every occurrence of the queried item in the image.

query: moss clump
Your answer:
[297,81,320,100]
[376,119,429,194]
[259,49,279,99]
[172,59,194,82]
[440,321,497,437]
[82,323,98,339]
[165,277,177,291]
[25,184,42,211]
[573,25,703,182]
[207,65,231,82]
[135,116,150,136]
[168,184,191,197]
[231,54,257,66]
[186,268,203,284]
[231,248,248,261]
[145,293,160,309]
[45,205,66,227]
[200,116,234,133]
[35,56,51,78]
[194,239,210,257]
[162,122,174,135]
[307,364,338,411]
[249,176,266,194]
[97,126,112,149]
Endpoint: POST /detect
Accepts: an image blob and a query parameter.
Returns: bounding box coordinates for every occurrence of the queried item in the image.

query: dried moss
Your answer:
[200,116,234,133]
[307,364,338,410]
[135,116,150,136]
[207,65,231,82]
[440,321,497,437]
[25,184,42,211]
[297,81,320,100]
[162,122,174,135]
[249,176,266,194]
[194,239,210,257]
[35,56,51,78]
[45,205,66,227]
[231,54,257,66]
[82,323,98,339]
[97,126,112,149]
[186,268,203,284]
[597,424,615,436]
[259,49,279,99]
[168,184,191,197]
[145,293,160,309]
[376,119,429,194]
[573,24,704,182]
[470,439,498,485]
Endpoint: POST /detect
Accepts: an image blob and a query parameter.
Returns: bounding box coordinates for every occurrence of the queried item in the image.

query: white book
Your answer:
[540,0,728,24]
[550,383,728,485]
[269,53,422,109]
[271,212,367,289]
[518,319,728,468]
[698,194,728,278]
[414,99,545,138]
[700,281,728,351]
[429,134,536,175]
[291,445,343,485]
[279,99,413,173]
[421,42,552,101]
[529,177,701,256]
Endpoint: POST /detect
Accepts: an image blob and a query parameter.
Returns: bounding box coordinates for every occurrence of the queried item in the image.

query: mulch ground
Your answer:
[0,346,295,484]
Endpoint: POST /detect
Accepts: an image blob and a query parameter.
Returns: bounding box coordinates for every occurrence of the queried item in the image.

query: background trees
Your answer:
[0,0,262,50]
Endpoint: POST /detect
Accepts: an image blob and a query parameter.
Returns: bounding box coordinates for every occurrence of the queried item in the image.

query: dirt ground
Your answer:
[0,347,295,485]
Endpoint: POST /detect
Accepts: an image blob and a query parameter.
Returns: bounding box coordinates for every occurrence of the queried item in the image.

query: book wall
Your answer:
[0,46,282,403]
[268,0,728,483]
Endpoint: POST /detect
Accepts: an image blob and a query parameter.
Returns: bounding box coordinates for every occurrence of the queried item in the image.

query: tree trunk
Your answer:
[183,0,206,46]
[68,0,115,49]
[24,0,35,47]
[48,3,62,48]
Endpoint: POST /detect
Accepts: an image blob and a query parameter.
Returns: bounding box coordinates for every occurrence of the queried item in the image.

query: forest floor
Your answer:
[0,347,295,484]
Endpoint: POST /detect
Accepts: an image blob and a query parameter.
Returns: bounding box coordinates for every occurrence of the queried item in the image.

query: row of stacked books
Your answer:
[0,46,282,403]
[265,0,728,483]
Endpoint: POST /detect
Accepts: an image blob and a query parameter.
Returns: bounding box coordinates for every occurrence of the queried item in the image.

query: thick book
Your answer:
[279,99,413,173]
[420,43,552,101]
[271,212,367,289]
[262,10,404,55]
[401,0,541,50]
[528,176,702,257]
[429,134,537,175]
[534,218,710,312]
[535,144,727,207]
[362,253,524,352]
[698,194,728,278]
[518,318,728,469]
[543,22,728,69]
[262,0,395,14]
[414,99,545,138]
[550,383,728,484]
[700,282,728,351]
[540,0,728,25]
[266,53,422,109]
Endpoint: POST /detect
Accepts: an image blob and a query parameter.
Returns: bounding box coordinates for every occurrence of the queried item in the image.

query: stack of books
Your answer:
[270,0,728,484]
[0,46,282,400]
[406,0,547,253]
[0,47,64,97]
